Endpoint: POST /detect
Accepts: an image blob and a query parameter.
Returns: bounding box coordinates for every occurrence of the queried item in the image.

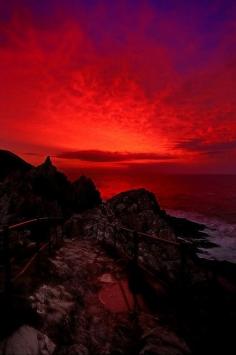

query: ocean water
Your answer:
[153,175,236,263]
[66,169,236,263]
[98,174,236,263]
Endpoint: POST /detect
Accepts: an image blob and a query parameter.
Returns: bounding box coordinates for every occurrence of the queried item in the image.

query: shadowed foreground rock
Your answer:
[63,189,236,355]
[65,189,207,286]
[0,326,55,355]
[0,156,235,354]
[0,150,32,182]
[0,239,190,355]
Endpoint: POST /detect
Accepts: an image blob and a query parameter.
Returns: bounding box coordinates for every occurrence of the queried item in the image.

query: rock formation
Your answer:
[0,150,32,182]
[0,152,102,224]
[0,325,55,355]
[73,175,101,212]
[64,189,206,287]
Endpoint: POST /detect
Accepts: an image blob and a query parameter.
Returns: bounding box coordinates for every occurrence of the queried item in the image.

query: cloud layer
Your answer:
[0,0,236,178]
[56,150,174,162]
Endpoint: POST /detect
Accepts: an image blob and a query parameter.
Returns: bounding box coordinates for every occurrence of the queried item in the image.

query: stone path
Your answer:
[30,239,145,354]
[1,238,190,355]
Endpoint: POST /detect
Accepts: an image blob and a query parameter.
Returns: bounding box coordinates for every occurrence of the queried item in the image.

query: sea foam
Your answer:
[167,209,236,264]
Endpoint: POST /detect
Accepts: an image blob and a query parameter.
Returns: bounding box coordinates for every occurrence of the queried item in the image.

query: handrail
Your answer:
[6,217,63,232]
[90,218,188,284]
[11,241,50,283]
[0,214,190,295]
[0,217,64,294]
[92,219,181,247]
[138,231,180,246]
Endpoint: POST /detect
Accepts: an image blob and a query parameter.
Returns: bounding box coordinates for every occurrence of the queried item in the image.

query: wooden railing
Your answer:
[92,219,189,249]
[89,219,192,284]
[0,215,193,294]
[0,217,64,294]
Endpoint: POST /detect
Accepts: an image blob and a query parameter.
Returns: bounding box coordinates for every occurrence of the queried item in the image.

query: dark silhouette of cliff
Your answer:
[0,151,102,224]
[73,175,101,212]
[0,150,32,181]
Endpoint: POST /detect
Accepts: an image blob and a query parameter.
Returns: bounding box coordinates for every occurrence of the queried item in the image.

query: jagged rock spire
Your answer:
[36,155,56,174]
[44,156,53,167]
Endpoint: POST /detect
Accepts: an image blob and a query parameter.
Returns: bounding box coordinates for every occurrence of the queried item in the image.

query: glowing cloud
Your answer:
[0,0,236,189]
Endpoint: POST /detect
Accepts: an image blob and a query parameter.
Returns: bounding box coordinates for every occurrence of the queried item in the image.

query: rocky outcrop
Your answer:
[0,157,72,223]
[30,285,75,333]
[0,325,55,355]
[27,156,75,217]
[107,188,176,241]
[64,189,212,287]
[0,153,102,224]
[65,189,202,286]
[0,150,32,182]
[73,176,101,212]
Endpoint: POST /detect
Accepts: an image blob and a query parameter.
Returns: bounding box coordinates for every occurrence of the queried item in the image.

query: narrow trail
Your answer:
[28,238,189,355]
[27,238,140,354]
[0,237,190,355]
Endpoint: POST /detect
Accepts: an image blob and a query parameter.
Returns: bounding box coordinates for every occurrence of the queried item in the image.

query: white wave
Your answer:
[166,209,236,264]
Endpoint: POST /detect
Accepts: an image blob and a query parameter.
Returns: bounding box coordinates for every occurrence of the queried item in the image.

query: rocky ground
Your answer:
[0,238,190,355]
[0,152,235,355]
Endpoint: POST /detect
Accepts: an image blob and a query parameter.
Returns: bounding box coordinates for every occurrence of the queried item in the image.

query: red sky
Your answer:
[1,0,236,196]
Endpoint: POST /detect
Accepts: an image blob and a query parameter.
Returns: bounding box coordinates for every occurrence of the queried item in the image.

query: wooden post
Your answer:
[3,226,11,294]
[47,224,53,255]
[61,222,64,242]
[132,231,140,315]
[35,219,41,267]
[95,222,99,240]
[55,225,58,247]
[179,242,188,288]
[103,221,106,243]
[133,231,139,266]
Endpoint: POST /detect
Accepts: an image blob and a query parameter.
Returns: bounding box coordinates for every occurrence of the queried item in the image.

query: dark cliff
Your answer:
[0,150,32,181]
[0,152,102,224]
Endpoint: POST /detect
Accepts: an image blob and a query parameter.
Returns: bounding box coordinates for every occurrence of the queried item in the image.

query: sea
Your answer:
[155,175,236,264]
[99,174,236,264]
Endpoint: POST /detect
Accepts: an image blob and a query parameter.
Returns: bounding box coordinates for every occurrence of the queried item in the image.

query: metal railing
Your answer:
[0,217,64,294]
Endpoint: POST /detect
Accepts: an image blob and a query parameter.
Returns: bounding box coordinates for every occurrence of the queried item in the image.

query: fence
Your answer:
[0,217,64,294]
[0,215,193,294]
[89,219,192,285]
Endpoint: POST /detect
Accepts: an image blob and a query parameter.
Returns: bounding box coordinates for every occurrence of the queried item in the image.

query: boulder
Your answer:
[29,285,74,331]
[73,176,101,212]
[107,189,174,241]
[0,325,55,355]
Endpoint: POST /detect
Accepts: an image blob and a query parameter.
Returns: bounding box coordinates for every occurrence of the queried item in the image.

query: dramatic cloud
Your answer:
[56,150,175,162]
[176,139,236,154]
[0,0,236,194]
